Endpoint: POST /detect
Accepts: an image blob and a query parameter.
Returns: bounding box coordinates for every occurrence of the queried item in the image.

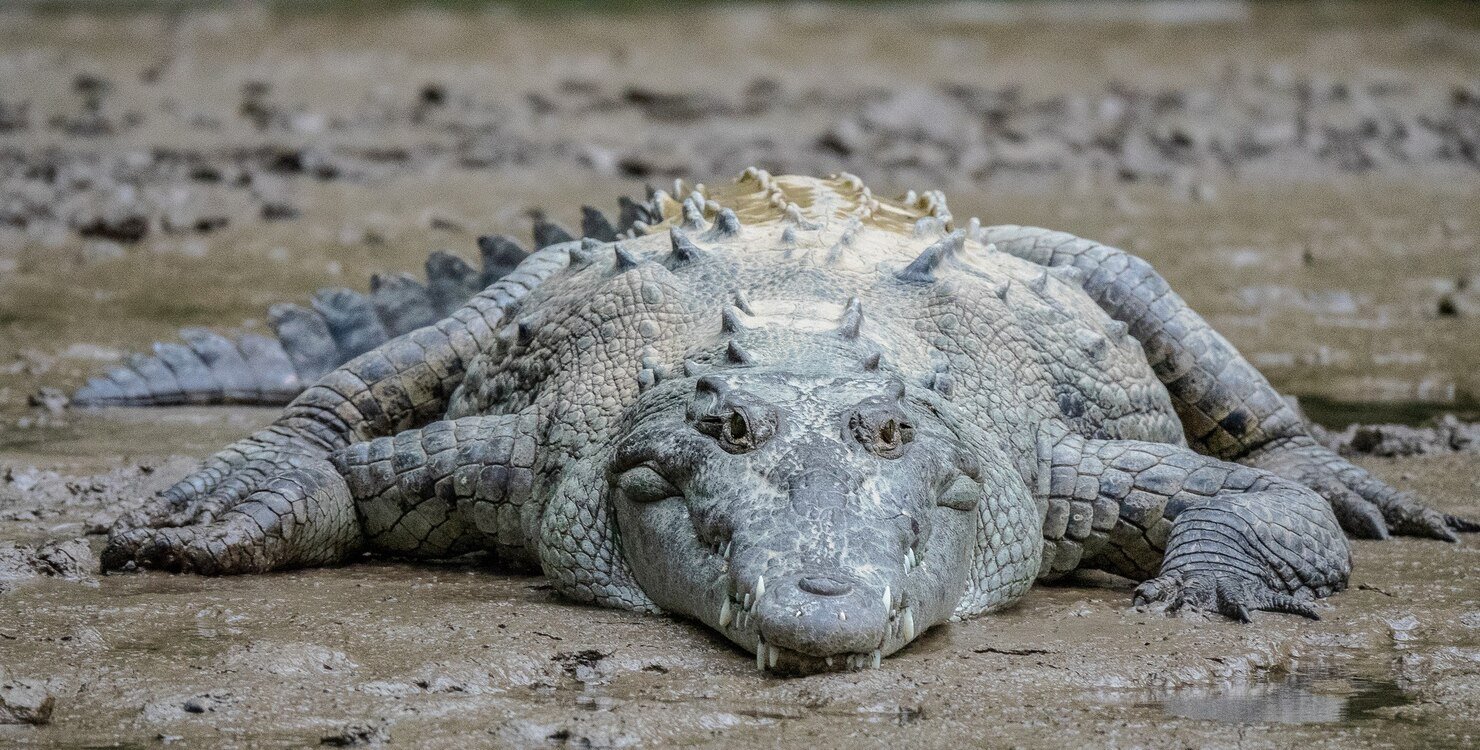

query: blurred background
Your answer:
[0,0,1477,435]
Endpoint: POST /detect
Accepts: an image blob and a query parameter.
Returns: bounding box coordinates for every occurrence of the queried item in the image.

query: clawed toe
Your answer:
[1328,492,1389,540]
[1134,573,1319,623]
[1442,513,1480,535]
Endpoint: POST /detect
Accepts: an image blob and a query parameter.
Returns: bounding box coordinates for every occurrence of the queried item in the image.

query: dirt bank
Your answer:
[0,2,1477,748]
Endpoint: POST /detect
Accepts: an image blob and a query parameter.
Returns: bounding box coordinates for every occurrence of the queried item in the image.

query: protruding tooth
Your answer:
[826,656,835,668]
[743,592,752,610]
[836,297,864,339]
[720,306,746,334]
[902,607,916,641]
[720,598,733,627]
[1029,269,1050,293]
[906,549,917,569]
[862,352,882,371]
[733,290,754,315]
[726,341,753,365]
[839,611,847,621]
[768,645,778,669]
[613,244,641,271]
[723,540,732,559]
[896,230,966,283]
[757,641,766,671]
[871,650,881,669]
[711,208,742,237]
[882,585,892,613]
[755,575,765,600]
[669,227,703,263]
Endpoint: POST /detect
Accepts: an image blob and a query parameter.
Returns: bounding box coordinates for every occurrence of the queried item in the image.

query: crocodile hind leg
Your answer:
[984,225,1474,541]
[103,413,541,573]
[1042,433,1350,621]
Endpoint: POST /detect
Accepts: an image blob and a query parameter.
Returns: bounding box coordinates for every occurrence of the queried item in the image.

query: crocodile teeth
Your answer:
[902,607,916,642]
[882,585,891,613]
[720,598,733,628]
[871,650,881,669]
[768,645,778,669]
[906,549,917,569]
[757,641,767,671]
[754,575,765,600]
[826,656,835,668]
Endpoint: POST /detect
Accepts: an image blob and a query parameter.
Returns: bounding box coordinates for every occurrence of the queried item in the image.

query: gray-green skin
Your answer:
[100,173,1476,675]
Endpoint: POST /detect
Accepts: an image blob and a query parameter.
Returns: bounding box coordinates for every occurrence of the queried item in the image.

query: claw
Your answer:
[1446,514,1480,534]
[1328,492,1390,540]
[1135,572,1321,624]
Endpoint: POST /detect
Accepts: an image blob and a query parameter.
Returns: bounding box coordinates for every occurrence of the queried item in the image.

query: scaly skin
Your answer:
[100,172,1475,675]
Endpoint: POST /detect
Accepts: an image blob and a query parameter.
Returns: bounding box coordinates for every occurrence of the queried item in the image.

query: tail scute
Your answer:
[267,302,340,384]
[70,194,635,407]
[369,273,440,335]
[310,288,390,361]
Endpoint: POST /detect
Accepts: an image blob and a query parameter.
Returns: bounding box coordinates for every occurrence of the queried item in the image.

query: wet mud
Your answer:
[1,2,1478,747]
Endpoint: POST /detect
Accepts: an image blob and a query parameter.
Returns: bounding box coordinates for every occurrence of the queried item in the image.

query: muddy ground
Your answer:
[1,2,1478,748]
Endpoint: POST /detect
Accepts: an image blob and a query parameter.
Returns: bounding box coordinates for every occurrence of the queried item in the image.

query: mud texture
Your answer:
[1,2,1479,748]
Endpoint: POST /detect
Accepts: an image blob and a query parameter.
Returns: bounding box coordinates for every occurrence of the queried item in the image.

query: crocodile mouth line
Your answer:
[712,571,920,674]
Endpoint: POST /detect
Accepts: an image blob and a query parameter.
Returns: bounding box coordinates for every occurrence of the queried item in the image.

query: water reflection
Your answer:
[1115,662,1412,725]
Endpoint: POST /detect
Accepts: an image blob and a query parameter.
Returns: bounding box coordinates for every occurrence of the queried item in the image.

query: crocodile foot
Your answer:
[1132,571,1321,623]
[102,461,360,575]
[1245,436,1475,541]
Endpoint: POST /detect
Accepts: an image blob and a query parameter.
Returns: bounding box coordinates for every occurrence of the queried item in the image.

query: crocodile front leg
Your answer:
[103,413,543,574]
[332,412,541,563]
[102,246,572,574]
[102,460,363,574]
[1043,433,1350,621]
[984,225,1474,541]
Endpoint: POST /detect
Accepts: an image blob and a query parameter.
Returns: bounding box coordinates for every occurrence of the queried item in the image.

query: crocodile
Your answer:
[87,171,1476,674]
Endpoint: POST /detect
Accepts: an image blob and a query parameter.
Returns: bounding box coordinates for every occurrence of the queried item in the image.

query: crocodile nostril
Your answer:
[797,576,852,597]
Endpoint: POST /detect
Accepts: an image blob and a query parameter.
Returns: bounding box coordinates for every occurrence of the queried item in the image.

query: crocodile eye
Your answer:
[689,376,776,454]
[850,407,915,459]
[696,405,773,453]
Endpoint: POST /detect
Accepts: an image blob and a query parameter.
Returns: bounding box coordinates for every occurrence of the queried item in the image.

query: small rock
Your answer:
[26,388,68,414]
[261,202,300,221]
[321,721,388,746]
[0,679,55,725]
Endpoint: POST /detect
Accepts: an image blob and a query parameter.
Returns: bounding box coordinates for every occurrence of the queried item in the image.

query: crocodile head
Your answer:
[609,360,1031,673]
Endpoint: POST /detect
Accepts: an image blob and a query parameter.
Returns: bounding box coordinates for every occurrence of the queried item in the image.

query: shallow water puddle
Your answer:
[1106,660,1413,725]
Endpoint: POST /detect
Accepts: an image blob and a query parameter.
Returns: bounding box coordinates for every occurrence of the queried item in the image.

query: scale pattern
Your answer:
[92,171,1474,673]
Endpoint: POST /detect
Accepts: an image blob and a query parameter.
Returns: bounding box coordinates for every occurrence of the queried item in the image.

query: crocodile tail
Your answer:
[69,202,650,407]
